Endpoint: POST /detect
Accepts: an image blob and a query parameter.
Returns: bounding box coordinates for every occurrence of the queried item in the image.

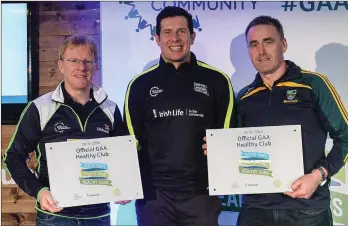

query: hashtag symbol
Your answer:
[281,1,297,11]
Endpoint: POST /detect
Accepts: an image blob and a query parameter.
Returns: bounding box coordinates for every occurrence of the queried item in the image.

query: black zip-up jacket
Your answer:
[124,52,236,199]
[3,82,125,218]
[237,60,348,209]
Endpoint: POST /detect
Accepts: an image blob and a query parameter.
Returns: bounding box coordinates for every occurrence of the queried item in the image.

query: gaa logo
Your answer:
[286,89,297,100]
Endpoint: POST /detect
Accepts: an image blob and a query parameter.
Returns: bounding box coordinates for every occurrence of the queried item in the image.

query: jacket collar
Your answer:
[158,51,198,73]
[52,81,108,104]
[253,60,302,87]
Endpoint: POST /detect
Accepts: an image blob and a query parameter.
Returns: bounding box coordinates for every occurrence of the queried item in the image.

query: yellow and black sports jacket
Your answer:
[124,52,236,199]
[237,60,348,209]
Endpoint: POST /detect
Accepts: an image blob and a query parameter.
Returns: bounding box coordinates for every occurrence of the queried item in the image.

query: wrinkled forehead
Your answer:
[247,24,280,41]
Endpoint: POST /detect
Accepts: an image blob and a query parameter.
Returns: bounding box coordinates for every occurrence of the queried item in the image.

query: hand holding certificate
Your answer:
[206,125,304,195]
[45,135,143,208]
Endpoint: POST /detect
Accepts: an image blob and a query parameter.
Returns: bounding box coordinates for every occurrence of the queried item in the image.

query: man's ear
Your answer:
[94,61,99,72]
[58,59,64,74]
[282,38,288,53]
[155,34,160,47]
[190,32,196,45]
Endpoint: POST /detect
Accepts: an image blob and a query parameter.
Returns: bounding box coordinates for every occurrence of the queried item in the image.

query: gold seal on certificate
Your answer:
[45,136,143,208]
[206,125,304,195]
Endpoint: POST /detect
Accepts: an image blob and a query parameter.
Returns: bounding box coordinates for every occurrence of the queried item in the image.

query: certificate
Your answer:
[206,125,304,195]
[45,135,143,208]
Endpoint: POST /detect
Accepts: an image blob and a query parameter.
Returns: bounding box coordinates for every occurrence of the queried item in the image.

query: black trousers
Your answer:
[136,189,222,226]
[237,206,333,226]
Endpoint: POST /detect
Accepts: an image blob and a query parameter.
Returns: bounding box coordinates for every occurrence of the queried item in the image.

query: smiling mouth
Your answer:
[74,75,87,78]
[259,58,270,62]
[169,46,182,51]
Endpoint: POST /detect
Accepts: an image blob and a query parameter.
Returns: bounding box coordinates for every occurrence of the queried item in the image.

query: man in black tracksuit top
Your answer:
[123,6,236,226]
[3,35,125,225]
[236,16,348,226]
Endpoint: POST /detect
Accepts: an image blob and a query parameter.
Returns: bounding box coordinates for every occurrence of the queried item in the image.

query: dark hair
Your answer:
[156,6,194,36]
[245,15,284,40]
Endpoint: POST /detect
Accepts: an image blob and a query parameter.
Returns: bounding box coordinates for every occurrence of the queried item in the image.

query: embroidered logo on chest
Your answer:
[149,86,163,97]
[193,82,209,96]
[284,89,298,103]
[54,122,71,133]
[97,124,110,134]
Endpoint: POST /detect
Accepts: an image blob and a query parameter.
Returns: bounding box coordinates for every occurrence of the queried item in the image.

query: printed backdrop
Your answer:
[99,1,348,225]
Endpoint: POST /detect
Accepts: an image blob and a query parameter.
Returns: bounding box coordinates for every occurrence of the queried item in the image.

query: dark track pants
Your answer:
[136,190,222,226]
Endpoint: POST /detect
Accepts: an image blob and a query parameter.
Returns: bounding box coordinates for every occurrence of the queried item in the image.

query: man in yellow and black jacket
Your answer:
[236,15,348,226]
[238,59,348,207]
[123,7,236,226]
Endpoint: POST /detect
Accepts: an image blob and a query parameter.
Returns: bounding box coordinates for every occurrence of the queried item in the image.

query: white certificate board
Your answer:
[207,125,304,195]
[45,135,143,208]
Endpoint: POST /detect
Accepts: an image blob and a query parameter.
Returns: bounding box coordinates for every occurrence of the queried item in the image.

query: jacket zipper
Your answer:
[268,89,273,107]
[264,83,273,107]
[61,104,99,132]
[83,108,98,131]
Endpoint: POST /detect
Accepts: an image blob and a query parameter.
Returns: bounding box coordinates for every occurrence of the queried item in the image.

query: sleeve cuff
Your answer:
[316,160,331,179]
[36,187,49,202]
